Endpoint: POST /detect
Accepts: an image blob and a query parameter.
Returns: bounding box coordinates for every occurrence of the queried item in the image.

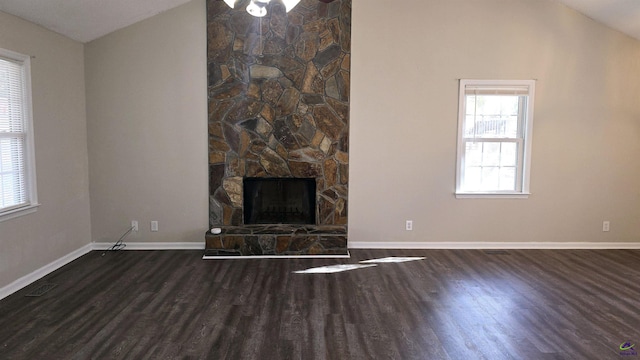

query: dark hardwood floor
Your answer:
[1,249,639,359]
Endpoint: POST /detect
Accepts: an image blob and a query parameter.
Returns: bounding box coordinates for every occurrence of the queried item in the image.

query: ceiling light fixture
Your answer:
[246,0,268,17]
[221,0,302,17]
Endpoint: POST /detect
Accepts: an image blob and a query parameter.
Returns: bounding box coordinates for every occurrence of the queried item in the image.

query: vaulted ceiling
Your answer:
[0,0,193,43]
[0,0,638,44]
[558,0,640,42]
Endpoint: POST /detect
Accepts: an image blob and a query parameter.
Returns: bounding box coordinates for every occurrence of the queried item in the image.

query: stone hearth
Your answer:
[205,225,346,256]
[205,0,351,256]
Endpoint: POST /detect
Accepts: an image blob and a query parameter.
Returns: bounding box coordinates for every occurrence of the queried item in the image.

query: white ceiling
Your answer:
[557,0,640,41]
[0,0,639,44]
[0,0,192,43]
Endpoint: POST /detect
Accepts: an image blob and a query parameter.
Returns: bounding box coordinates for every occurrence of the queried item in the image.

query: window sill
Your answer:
[0,204,40,223]
[455,192,530,199]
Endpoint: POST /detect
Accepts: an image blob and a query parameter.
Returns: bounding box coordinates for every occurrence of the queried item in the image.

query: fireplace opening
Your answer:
[243,178,316,225]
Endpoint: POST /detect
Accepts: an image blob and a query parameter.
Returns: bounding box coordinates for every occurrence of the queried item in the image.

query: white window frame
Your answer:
[0,48,38,222]
[455,79,535,198]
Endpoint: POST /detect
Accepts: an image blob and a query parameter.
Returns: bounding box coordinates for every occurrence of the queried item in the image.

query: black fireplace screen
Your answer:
[243,178,316,225]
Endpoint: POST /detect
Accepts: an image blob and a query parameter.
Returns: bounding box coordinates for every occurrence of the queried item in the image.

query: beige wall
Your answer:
[5,0,632,277]
[1,0,639,292]
[349,0,640,245]
[85,0,208,244]
[0,12,91,287]
[2,0,637,290]
[86,0,640,248]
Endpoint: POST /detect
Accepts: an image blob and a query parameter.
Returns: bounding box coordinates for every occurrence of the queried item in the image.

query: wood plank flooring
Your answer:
[1,249,639,359]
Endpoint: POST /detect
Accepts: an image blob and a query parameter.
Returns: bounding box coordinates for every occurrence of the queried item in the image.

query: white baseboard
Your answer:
[92,242,205,251]
[348,241,640,249]
[0,244,93,301]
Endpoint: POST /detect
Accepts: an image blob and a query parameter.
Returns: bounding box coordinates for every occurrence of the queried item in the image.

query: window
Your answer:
[456,79,535,198]
[0,48,37,221]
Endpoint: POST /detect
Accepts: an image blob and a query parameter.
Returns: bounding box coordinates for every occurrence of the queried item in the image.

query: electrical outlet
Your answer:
[602,221,610,232]
[151,221,159,232]
[406,220,413,231]
[131,220,138,232]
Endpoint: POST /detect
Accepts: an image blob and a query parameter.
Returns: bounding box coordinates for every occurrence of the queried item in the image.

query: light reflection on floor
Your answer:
[360,257,426,264]
[293,264,377,274]
[294,257,426,274]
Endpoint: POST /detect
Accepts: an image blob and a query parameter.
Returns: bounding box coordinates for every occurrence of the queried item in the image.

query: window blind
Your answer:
[0,56,28,211]
[464,85,530,96]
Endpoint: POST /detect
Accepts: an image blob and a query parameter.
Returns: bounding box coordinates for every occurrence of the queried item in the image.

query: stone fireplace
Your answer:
[205,0,351,256]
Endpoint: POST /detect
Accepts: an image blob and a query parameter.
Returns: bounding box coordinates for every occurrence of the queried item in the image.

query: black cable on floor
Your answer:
[101,226,134,256]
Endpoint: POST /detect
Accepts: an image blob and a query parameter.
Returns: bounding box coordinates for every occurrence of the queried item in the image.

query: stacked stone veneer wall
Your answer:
[205,0,351,256]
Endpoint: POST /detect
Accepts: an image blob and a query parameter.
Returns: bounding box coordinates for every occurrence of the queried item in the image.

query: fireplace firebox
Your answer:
[243,178,316,225]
